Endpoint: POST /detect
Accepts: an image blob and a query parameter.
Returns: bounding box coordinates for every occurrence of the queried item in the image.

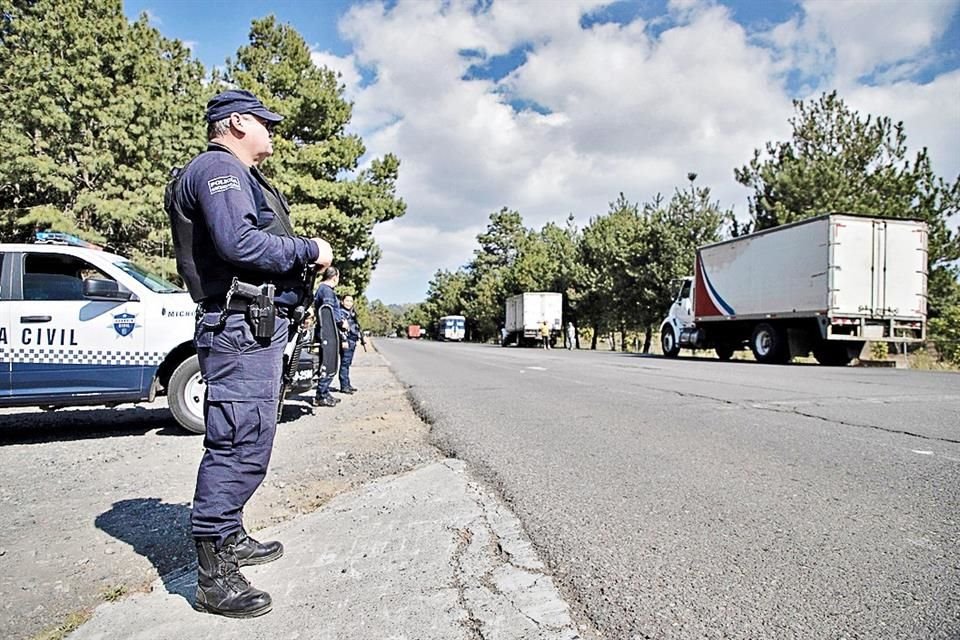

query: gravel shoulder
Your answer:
[0,343,439,640]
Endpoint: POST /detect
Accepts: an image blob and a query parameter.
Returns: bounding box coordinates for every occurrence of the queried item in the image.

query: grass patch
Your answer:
[909,348,960,371]
[100,584,127,602]
[29,610,92,640]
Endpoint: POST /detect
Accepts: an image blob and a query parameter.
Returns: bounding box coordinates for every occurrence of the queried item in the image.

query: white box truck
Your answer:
[659,213,927,365]
[503,292,562,347]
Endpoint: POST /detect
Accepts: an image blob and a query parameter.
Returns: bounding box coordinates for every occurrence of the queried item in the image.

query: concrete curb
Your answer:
[68,460,582,640]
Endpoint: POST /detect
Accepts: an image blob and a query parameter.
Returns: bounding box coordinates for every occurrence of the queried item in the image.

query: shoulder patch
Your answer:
[207,175,242,195]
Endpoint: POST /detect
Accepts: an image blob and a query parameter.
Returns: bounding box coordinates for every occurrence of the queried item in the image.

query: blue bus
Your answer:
[437,315,466,341]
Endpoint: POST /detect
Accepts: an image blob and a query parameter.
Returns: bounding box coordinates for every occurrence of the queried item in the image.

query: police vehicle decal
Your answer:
[161,307,193,318]
[0,346,165,366]
[112,312,138,337]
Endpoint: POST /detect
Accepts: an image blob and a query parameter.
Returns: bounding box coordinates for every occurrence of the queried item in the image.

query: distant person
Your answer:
[500,325,508,345]
[313,267,342,407]
[337,295,363,394]
[566,321,576,350]
[540,320,551,349]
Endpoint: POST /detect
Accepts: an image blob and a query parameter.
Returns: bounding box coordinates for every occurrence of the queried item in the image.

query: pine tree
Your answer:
[223,16,405,294]
[0,0,207,274]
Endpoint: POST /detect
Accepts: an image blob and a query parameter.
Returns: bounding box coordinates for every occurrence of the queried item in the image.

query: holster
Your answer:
[245,284,276,339]
[230,279,277,339]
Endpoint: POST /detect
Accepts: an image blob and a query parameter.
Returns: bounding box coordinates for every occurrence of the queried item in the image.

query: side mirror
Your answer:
[83,278,135,301]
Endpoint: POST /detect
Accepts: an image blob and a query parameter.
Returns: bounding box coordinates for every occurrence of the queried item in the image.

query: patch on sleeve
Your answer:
[207,175,242,195]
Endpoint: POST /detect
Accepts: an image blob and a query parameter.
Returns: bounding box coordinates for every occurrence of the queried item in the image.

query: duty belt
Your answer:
[196,277,277,331]
[200,297,249,314]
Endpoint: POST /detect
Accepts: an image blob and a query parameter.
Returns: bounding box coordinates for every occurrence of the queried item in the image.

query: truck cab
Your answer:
[660,278,695,357]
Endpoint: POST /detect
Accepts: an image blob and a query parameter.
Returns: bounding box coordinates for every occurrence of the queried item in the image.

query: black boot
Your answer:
[194,535,272,618]
[313,394,338,407]
[235,529,283,566]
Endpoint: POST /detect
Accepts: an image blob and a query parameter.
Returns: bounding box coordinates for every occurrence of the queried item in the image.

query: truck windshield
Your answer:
[113,260,184,293]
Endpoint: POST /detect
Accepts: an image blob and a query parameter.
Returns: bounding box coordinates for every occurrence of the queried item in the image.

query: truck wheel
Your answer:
[168,355,206,434]
[750,323,786,364]
[715,344,735,361]
[813,342,854,366]
[661,326,680,358]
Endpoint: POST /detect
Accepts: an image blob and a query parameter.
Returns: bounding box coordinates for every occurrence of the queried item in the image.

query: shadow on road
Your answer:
[0,406,192,445]
[621,352,821,366]
[278,392,315,423]
[95,498,195,603]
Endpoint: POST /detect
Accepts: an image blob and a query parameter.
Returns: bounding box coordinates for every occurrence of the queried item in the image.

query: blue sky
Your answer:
[124,0,960,304]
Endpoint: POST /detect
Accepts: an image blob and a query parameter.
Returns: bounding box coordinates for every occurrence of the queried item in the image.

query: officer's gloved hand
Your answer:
[312,238,333,269]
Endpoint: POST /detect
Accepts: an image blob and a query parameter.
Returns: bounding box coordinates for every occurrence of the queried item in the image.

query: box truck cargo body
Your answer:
[660,214,927,365]
[503,292,562,347]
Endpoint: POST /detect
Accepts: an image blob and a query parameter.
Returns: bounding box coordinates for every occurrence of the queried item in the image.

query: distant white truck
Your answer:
[503,292,562,347]
[659,213,927,365]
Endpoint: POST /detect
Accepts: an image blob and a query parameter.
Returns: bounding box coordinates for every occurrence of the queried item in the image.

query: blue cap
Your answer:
[205,89,283,123]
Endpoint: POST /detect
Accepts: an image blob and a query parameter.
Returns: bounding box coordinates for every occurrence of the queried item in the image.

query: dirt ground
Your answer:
[0,343,439,640]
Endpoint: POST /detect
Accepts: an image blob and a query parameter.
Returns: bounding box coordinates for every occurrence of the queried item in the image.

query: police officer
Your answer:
[338,295,364,394]
[166,89,333,618]
[313,266,342,407]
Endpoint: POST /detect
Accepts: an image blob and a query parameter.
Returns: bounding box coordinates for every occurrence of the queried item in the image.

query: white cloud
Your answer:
[331,0,960,303]
[370,220,483,302]
[845,69,960,180]
[309,50,362,99]
[800,0,958,86]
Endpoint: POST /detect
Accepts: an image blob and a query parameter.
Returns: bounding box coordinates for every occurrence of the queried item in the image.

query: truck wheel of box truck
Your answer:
[750,323,789,364]
[168,355,206,434]
[813,341,855,366]
[715,343,735,361]
[661,326,680,358]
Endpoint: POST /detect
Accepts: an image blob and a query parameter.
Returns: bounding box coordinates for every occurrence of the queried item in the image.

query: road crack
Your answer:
[752,403,960,444]
[661,388,960,444]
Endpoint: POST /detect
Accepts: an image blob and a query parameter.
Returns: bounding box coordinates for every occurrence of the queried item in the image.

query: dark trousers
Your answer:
[191,312,287,543]
[339,339,356,389]
[316,372,334,397]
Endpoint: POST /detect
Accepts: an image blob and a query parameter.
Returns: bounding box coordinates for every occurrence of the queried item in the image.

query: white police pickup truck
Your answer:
[0,233,315,433]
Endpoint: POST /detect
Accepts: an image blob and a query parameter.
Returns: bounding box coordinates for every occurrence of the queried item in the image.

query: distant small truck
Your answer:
[436,315,466,341]
[503,292,562,347]
[406,324,422,339]
[659,213,927,365]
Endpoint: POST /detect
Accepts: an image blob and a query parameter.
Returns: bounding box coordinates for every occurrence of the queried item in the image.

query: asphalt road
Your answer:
[376,339,960,640]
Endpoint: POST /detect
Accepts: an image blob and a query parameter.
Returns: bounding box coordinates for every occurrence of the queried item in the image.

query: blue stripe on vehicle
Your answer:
[10,363,144,395]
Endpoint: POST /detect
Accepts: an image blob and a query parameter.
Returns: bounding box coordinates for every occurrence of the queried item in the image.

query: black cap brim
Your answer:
[248,106,283,123]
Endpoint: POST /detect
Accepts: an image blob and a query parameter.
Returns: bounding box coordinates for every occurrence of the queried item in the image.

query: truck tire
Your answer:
[168,355,206,434]
[750,323,788,364]
[715,343,735,361]
[813,342,854,366]
[661,326,680,358]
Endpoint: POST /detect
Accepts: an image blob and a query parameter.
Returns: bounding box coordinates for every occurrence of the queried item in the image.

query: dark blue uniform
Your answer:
[339,307,360,391]
[169,143,318,544]
[313,283,341,400]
